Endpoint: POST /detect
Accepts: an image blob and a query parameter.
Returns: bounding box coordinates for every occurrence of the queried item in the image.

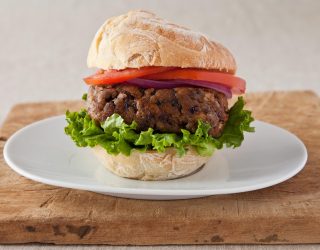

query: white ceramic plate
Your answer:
[3,116,307,200]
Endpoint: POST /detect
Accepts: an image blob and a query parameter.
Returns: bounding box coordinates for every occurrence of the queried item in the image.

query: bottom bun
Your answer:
[92,146,210,181]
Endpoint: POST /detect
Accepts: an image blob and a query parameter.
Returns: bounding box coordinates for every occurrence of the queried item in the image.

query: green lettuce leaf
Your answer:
[65,97,254,156]
[82,93,87,101]
[218,96,255,147]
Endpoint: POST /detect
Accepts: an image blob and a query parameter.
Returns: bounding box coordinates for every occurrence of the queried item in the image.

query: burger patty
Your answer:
[87,85,229,137]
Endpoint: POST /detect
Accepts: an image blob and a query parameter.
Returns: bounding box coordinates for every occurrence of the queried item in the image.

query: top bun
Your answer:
[87,10,237,74]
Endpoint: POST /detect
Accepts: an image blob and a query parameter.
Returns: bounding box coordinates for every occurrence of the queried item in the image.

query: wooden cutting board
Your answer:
[0,91,319,245]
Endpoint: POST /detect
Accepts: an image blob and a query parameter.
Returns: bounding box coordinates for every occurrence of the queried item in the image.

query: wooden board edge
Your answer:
[0,100,82,139]
[245,90,318,98]
[0,216,319,245]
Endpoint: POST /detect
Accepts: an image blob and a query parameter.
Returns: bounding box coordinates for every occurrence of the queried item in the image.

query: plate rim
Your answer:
[3,115,308,196]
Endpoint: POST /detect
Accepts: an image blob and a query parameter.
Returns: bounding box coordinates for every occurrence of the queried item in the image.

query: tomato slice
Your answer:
[144,69,246,94]
[84,67,176,85]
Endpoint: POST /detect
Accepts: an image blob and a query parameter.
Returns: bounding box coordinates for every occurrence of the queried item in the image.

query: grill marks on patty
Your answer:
[87,85,229,137]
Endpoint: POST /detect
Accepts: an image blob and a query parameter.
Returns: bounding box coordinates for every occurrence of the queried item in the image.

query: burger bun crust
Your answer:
[92,146,210,181]
[87,10,237,74]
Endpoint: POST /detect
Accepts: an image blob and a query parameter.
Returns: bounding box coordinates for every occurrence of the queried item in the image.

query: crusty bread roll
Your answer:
[92,146,210,181]
[87,10,236,73]
[87,10,234,180]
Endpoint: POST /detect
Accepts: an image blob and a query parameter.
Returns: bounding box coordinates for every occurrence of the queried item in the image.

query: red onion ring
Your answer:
[125,78,232,98]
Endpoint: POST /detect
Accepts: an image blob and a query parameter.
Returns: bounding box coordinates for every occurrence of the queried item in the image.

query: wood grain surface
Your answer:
[0,91,319,245]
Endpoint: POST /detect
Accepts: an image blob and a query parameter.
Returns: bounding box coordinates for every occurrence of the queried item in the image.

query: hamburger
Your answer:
[65,10,254,180]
